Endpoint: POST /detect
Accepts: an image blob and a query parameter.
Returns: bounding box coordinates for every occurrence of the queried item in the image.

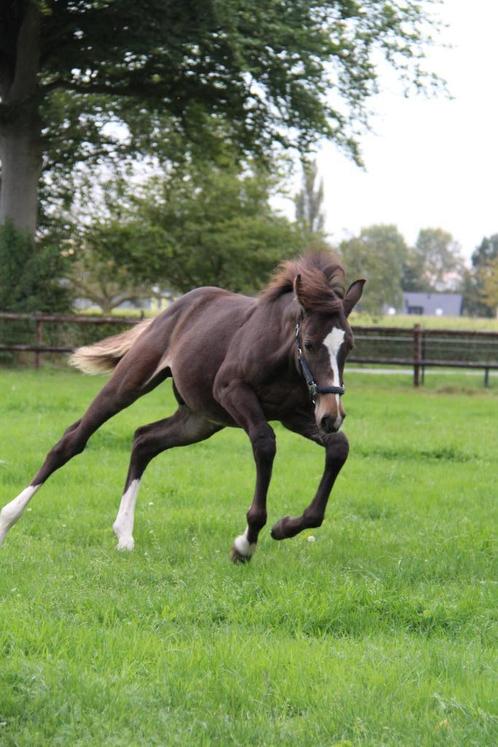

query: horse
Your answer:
[0,252,364,562]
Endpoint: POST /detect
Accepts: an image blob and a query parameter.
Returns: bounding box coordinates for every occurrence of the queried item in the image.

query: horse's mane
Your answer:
[259,251,345,313]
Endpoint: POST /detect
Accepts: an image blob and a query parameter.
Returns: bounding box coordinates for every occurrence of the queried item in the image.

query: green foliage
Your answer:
[0,369,496,744]
[30,0,443,158]
[480,256,498,315]
[472,234,498,269]
[1,1,445,227]
[463,235,498,317]
[0,222,70,312]
[81,161,302,294]
[339,224,408,315]
[295,159,325,238]
[403,228,463,292]
[63,224,154,314]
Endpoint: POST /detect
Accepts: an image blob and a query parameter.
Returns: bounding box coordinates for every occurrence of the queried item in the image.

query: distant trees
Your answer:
[403,228,463,292]
[338,225,470,317]
[339,225,408,315]
[63,224,154,314]
[480,258,498,317]
[295,160,325,235]
[462,235,498,317]
[62,159,302,303]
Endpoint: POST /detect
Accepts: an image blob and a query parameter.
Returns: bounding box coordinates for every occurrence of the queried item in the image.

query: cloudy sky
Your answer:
[290,0,498,260]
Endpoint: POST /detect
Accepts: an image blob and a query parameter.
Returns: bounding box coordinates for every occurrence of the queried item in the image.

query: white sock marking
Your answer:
[113,479,140,551]
[323,327,345,430]
[233,526,256,558]
[0,485,40,545]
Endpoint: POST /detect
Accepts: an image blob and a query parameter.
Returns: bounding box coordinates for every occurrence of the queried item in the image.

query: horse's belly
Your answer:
[171,355,235,425]
[167,295,252,425]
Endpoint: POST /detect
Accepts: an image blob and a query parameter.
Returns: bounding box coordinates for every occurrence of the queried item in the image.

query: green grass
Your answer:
[350,312,498,332]
[0,368,497,746]
[80,305,498,331]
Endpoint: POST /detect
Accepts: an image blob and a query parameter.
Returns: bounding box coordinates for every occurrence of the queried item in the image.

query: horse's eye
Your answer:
[304,342,313,352]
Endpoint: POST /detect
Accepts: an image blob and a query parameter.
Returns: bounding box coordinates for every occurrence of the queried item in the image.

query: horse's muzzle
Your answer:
[319,414,344,434]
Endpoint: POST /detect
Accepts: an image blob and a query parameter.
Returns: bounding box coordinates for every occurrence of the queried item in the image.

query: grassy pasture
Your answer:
[350,312,498,332]
[0,368,497,746]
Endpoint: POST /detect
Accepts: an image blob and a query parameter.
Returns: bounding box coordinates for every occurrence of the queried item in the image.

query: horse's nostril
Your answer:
[320,416,334,433]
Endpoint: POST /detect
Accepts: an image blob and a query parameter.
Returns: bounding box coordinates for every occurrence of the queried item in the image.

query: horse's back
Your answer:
[145,287,255,417]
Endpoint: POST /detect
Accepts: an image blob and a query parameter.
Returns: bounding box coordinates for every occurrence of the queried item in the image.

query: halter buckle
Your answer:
[308,381,319,403]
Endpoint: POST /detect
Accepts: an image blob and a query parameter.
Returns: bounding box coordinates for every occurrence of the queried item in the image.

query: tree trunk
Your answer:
[0,1,42,238]
[0,120,42,236]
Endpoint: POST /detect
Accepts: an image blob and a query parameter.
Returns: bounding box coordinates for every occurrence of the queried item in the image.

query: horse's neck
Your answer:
[253,294,299,370]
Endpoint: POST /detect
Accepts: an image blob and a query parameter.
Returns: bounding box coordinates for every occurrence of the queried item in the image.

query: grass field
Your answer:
[0,368,497,746]
[350,312,498,332]
[85,305,498,332]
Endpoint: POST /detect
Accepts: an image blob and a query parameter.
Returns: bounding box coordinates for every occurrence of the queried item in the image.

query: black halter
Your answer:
[295,321,345,404]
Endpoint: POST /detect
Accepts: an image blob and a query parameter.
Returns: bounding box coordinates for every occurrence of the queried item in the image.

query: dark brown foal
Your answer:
[0,252,364,562]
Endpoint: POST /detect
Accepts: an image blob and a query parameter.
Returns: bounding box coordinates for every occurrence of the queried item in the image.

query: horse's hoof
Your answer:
[116,536,135,551]
[270,517,290,540]
[230,544,252,564]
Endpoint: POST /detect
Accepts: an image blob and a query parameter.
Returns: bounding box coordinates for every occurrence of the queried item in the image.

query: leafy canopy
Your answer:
[68,159,303,295]
[339,224,408,315]
[403,228,463,292]
[463,235,498,317]
[2,0,443,172]
[0,221,70,313]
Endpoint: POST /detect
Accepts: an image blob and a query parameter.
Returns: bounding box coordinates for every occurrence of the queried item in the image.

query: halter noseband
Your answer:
[295,321,345,405]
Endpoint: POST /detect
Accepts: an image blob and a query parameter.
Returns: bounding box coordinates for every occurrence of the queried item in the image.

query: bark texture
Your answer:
[0,1,42,236]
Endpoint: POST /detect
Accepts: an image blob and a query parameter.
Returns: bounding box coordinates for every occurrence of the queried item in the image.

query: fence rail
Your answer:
[1,313,497,386]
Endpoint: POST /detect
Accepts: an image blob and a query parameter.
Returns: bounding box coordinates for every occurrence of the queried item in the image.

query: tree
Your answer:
[405,228,463,291]
[63,224,154,314]
[295,159,325,237]
[472,234,498,269]
[339,225,408,315]
[0,221,70,312]
[480,257,498,317]
[1,1,443,237]
[462,234,498,317]
[69,160,303,294]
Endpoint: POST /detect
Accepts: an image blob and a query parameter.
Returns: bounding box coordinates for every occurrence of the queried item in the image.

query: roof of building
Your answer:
[402,292,463,316]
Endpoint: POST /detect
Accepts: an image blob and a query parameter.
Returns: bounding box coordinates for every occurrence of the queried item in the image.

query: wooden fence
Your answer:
[1,312,497,386]
[0,311,138,369]
[350,324,498,386]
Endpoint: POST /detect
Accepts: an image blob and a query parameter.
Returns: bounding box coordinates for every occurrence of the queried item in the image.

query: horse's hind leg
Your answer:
[0,356,168,546]
[113,407,221,550]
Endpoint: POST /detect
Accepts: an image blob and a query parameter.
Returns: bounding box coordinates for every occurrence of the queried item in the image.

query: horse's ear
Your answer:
[293,273,307,310]
[343,279,366,317]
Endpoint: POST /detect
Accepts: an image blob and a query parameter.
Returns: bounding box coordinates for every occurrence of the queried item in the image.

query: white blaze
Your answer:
[113,479,141,551]
[0,484,40,545]
[323,327,345,428]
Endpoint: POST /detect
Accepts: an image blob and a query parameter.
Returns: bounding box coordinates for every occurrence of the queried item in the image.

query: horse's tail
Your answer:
[69,318,154,374]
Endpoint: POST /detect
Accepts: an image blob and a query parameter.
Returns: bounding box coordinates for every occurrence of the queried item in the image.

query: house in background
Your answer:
[402,292,463,316]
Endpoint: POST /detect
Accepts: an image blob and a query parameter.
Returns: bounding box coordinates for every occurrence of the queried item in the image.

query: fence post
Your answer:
[35,317,43,369]
[413,324,422,387]
[484,367,490,387]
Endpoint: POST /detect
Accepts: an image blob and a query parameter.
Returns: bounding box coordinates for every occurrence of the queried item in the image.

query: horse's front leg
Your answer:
[214,379,276,563]
[271,414,349,541]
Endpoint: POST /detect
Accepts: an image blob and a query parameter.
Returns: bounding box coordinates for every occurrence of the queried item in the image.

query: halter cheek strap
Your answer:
[295,322,345,404]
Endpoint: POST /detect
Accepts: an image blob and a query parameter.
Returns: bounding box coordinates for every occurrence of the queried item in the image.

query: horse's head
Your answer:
[294,274,365,435]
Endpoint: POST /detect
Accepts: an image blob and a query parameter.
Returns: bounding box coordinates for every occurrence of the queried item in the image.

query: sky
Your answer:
[283,0,498,261]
